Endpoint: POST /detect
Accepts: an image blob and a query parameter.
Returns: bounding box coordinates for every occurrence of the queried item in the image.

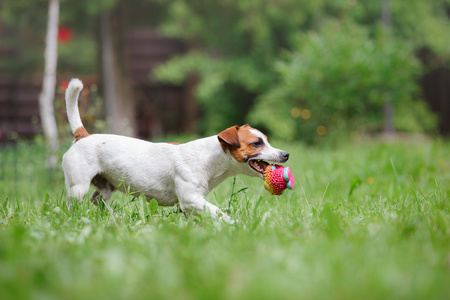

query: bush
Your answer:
[249,21,436,143]
[154,53,273,135]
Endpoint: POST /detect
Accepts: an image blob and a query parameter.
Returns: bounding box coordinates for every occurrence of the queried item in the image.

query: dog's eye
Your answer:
[251,139,263,148]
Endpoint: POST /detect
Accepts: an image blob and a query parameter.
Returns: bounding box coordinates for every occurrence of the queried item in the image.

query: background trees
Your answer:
[1,0,449,144]
[155,0,449,141]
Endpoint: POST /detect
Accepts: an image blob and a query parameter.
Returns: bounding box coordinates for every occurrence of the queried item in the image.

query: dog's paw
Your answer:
[218,212,235,224]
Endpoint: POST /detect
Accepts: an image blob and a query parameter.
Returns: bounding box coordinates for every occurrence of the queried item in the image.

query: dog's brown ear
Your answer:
[218,125,241,152]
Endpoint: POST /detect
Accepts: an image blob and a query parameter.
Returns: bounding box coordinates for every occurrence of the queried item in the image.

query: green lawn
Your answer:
[1,138,449,300]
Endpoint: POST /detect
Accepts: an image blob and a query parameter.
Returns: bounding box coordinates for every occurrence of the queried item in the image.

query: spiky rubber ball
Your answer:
[263,164,294,195]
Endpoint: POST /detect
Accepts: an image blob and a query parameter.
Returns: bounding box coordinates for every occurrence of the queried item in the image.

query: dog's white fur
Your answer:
[62,78,289,221]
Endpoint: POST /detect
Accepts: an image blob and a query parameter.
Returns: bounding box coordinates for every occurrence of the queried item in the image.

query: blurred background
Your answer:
[0,0,449,148]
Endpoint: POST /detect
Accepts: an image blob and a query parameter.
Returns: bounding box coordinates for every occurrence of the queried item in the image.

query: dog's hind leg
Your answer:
[89,189,116,216]
[89,188,114,206]
[90,175,117,215]
[66,181,91,211]
[63,152,99,211]
[90,174,115,204]
[89,190,101,205]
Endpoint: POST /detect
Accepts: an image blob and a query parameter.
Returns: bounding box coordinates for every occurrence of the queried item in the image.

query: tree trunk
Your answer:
[99,6,136,137]
[39,0,59,168]
[183,74,198,134]
[381,0,395,134]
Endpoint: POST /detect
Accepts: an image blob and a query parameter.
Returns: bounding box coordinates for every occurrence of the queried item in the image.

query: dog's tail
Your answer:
[65,78,90,142]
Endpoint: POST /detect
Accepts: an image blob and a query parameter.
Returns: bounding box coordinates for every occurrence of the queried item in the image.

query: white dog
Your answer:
[62,78,289,221]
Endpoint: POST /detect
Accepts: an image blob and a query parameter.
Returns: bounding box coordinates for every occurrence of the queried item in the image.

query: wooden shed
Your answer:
[126,28,196,138]
[0,28,193,144]
[0,31,448,144]
[0,75,41,143]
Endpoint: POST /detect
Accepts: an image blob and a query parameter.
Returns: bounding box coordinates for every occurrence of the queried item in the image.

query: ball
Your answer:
[263,164,295,195]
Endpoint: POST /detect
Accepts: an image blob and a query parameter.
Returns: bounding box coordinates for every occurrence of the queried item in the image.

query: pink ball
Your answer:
[264,164,294,195]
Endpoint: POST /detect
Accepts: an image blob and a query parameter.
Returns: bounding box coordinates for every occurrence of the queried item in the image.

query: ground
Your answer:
[0,138,449,300]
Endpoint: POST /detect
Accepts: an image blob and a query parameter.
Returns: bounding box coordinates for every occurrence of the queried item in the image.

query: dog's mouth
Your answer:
[249,159,270,176]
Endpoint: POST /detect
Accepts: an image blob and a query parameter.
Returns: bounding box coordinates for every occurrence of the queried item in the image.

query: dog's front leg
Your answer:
[181,197,229,221]
[175,179,233,223]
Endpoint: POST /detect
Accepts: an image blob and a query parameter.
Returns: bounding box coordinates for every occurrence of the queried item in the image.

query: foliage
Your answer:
[249,22,436,142]
[57,36,98,74]
[155,0,315,134]
[1,139,450,299]
[1,0,448,138]
[155,0,449,138]
[154,53,273,134]
[0,0,173,76]
[0,0,113,75]
[394,100,438,134]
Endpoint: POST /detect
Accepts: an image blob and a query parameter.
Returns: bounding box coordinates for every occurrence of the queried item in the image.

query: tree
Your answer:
[248,22,434,143]
[1,0,139,137]
[381,0,394,134]
[99,3,136,136]
[39,0,60,168]
[155,0,449,140]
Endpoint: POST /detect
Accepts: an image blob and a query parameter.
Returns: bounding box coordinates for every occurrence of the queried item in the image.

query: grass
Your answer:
[0,137,449,300]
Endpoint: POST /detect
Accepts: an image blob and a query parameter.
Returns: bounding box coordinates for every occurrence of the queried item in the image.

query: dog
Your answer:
[62,78,289,221]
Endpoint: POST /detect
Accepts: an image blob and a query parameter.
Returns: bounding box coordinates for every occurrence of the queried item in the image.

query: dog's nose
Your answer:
[281,151,290,161]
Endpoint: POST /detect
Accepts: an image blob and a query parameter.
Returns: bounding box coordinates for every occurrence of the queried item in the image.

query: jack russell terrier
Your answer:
[62,78,289,221]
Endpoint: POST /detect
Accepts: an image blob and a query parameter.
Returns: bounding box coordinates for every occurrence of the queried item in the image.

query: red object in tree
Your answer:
[58,26,73,43]
[61,81,69,90]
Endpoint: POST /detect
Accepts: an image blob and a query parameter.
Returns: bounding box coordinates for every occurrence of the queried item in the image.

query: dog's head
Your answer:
[218,124,289,178]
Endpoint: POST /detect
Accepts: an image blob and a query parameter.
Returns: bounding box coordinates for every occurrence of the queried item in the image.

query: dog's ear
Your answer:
[218,125,241,152]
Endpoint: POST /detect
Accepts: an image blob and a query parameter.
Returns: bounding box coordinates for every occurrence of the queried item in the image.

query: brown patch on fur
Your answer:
[218,125,241,152]
[218,124,265,162]
[166,142,182,145]
[74,126,90,143]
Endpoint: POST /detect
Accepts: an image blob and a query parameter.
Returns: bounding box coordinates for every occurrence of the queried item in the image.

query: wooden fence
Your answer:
[421,66,449,136]
[0,35,449,144]
[126,29,196,138]
[0,75,41,144]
